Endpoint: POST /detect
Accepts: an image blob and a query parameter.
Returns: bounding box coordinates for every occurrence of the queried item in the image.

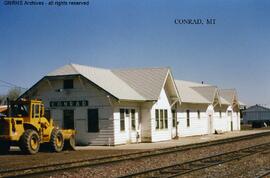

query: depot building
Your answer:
[20,64,243,145]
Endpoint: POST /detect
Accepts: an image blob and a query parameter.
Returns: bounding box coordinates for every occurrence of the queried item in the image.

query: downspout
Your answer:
[175,102,179,139]
[170,99,180,139]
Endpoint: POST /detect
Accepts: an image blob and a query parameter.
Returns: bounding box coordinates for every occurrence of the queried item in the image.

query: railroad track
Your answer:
[255,168,270,178]
[1,131,270,177]
[120,142,270,178]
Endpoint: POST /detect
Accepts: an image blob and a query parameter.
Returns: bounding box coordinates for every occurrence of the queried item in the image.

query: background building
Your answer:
[243,105,270,127]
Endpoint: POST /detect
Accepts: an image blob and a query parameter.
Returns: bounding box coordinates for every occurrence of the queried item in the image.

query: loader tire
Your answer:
[20,129,40,154]
[0,141,10,154]
[64,134,76,151]
[50,129,64,152]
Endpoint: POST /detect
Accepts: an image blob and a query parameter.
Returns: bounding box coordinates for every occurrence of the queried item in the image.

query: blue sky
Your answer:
[0,0,270,106]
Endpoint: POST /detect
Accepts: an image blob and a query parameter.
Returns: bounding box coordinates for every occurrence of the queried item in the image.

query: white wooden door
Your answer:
[125,109,132,143]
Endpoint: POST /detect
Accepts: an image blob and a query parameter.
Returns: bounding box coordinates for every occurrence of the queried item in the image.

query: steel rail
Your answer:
[255,169,270,178]
[120,142,270,178]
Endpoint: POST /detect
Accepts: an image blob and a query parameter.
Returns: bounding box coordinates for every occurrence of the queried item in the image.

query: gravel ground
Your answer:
[0,149,140,171]
[185,150,270,178]
[40,135,270,178]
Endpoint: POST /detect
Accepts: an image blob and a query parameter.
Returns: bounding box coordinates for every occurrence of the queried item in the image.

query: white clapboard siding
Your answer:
[51,109,62,128]
[212,112,228,132]
[30,77,115,146]
[232,112,240,131]
[177,104,213,137]
[221,115,232,132]
[178,111,209,137]
[75,107,114,145]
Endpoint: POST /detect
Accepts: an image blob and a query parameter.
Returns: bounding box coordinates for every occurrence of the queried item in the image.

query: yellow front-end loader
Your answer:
[0,99,75,154]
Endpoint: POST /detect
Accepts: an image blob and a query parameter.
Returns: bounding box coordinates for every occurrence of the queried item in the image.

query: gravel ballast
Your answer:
[38,134,270,178]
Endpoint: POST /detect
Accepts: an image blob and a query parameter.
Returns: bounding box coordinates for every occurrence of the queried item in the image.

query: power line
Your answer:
[0,79,27,90]
[0,85,14,88]
[0,79,20,87]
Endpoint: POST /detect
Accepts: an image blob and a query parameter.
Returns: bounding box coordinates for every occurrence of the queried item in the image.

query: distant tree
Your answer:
[0,95,5,105]
[6,87,22,101]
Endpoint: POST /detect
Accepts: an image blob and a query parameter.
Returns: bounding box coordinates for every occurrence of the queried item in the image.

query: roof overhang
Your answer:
[231,90,240,108]
[19,74,119,101]
[212,88,221,107]
[161,70,181,105]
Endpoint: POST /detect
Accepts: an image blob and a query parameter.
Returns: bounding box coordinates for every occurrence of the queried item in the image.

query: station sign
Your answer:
[50,100,88,107]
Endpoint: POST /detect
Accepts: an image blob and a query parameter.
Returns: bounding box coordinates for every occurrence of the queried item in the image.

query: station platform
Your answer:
[77,130,270,150]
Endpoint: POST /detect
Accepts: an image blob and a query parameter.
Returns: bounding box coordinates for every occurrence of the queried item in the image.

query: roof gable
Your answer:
[47,64,79,76]
[175,80,217,104]
[219,89,238,105]
[44,64,145,101]
[45,64,173,101]
[112,67,170,100]
[70,64,145,101]
[191,86,218,103]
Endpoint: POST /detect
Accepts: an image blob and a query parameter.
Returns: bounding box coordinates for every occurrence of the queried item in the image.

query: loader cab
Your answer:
[30,102,44,119]
[9,100,30,118]
[29,100,45,122]
[9,100,44,122]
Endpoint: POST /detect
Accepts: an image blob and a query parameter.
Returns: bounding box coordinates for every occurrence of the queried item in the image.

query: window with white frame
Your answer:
[131,109,136,130]
[120,109,125,131]
[155,109,168,130]
[63,79,73,89]
[120,108,136,132]
[155,110,159,129]
[228,110,232,117]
